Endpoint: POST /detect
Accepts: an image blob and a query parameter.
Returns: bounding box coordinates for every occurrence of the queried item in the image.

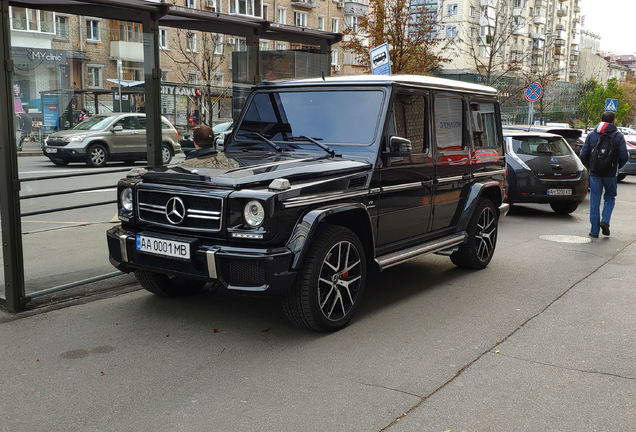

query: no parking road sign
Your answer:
[525,82,543,102]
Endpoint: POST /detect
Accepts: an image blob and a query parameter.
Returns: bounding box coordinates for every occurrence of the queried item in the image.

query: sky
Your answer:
[581,0,636,54]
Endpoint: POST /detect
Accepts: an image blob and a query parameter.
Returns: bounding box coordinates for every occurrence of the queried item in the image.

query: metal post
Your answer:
[528,101,534,125]
[142,13,163,168]
[0,0,27,311]
[246,29,260,84]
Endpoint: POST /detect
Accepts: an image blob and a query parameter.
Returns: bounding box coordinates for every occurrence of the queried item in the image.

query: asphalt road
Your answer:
[1,176,635,431]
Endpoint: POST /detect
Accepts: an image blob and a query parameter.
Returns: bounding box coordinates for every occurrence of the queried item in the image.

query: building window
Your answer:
[345,16,359,33]
[231,0,258,16]
[331,50,338,65]
[448,4,457,15]
[318,16,325,31]
[159,28,168,49]
[446,26,456,38]
[213,73,224,86]
[187,72,198,84]
[277,7,286,24]
[332,17,339,33]
[161,70,170,81]
[262,4,269,20]
[213,34,223,54]
[186,31,197,52]
[87,66,103,88]
[11,7,54,33]
[276,42,286,50]
[294,11,307,27]
[469,6,475,17]
[186,0,196,8]
[86,19,100,41]
[56,15,69,39]
[260,40,269,50]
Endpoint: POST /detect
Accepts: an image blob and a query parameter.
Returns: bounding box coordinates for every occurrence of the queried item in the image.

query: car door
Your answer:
[431,93,471,231]
[110,115,143,157]
[376,89,434,248]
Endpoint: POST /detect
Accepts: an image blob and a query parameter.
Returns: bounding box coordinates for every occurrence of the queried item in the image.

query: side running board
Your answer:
[374,232,467,271]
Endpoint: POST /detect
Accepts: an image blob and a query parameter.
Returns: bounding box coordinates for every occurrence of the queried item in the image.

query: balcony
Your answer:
[480,0,494,6]
[574,6,581,13]
[510,44,523,53]
[345,1,368,15]
[512,7,527,18]
[512,26,527,36]
[555,24,565,32]
[534,15,546,25]
[534,0,546,7]
[554,39,565,47]
[556,8,567,17]
[291,0,320,9]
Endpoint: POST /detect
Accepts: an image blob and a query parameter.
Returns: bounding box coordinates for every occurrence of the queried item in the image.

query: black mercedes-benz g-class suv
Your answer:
[107,75,508,332]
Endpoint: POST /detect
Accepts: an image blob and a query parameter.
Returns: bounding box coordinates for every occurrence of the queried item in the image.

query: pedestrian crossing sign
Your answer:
[605,98,618,113]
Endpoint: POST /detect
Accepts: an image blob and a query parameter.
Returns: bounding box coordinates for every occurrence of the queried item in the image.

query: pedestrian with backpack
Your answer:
[579,111,628,238]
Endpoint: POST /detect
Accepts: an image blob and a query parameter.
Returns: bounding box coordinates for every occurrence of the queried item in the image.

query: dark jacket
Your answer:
[19,113,32,135]
[185,146,217,160]
[579,122,628,177]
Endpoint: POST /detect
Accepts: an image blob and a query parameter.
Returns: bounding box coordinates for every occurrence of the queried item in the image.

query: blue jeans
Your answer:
[589,175,618,236]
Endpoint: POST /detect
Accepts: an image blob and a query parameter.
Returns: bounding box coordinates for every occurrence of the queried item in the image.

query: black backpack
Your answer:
[590,131,619,177]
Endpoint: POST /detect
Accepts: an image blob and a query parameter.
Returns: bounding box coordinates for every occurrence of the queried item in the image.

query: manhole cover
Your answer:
[539,235,592,244]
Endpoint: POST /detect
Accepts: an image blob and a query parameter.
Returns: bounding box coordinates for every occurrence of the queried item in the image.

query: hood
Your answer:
[47,129,96,139]
[141,151,372,188]
[595,122,618,134]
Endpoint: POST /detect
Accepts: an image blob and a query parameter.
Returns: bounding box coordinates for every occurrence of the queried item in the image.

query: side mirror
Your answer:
[385,136,412,156]
[112,125,123,132]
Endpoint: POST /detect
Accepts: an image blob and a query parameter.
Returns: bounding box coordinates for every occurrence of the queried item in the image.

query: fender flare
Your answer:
[456,181,503,232]
[286,203,374,270]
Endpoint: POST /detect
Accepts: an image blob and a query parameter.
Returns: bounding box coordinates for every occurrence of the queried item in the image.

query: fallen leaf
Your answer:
[100,372,105,376]
[213,329,221,333]
[495,350,500,354]
[261,327,272,332]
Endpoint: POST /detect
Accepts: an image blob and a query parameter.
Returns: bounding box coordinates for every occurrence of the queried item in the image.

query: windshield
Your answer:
[72,116,115,131]
[511,136,572,156]
[232,90,385,149]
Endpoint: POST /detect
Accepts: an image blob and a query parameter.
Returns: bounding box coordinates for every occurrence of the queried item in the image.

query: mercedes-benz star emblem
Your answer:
[165,197,186,225]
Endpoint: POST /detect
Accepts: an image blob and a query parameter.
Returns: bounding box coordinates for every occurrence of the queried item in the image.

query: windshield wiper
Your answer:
[237,132,282,152]
[289,135,337,157]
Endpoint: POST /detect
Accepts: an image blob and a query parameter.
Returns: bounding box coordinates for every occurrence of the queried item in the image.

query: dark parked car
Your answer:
[504,130,588,213]
[504,125,585,156]
[107,75,508,332]
[618,135,636,181]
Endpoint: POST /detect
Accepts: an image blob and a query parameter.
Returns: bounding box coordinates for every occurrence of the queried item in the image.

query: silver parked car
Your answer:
[43,113,181,167]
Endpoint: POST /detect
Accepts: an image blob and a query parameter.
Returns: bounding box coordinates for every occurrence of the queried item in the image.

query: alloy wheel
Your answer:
[317,240,363,322]
[475,206,497,262]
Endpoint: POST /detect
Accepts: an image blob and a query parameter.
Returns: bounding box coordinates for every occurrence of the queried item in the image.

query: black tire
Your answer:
[162,143,173,165]
[135,269,206,298]
[51,158,69,166]
[550,201,579,214]
[451,198,498,269]
[86,143,108,167]
[617,174,627,182]
[281,225,366,332]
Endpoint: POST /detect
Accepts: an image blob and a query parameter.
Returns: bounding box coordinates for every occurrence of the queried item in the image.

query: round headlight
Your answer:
[243,200,265,228]
[120,188,133,213]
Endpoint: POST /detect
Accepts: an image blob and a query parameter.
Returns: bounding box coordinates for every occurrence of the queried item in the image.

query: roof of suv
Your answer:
[258,74,498,96]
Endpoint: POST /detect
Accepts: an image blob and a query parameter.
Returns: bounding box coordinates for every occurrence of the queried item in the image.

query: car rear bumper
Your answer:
[107,225,297,295]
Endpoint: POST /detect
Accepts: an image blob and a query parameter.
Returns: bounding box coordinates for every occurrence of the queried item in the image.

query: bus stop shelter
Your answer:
[0,0,341,312]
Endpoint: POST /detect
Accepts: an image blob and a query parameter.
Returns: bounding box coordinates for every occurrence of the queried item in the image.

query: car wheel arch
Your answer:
[456,182,503,232]
[287,203,375,271]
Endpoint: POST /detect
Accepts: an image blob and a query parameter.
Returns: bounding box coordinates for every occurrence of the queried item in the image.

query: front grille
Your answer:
[137,187,223,232]
[46,137,68,147]
[220,258,266,287]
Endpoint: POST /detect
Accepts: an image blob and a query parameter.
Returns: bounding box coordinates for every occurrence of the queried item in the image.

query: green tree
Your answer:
[578,78,605,130]
[340,0,451,75]
[604,78,630,125]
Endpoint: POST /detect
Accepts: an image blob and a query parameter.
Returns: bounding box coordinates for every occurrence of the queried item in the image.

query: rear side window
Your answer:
[393,92,427,153]
[511,136,572,156]
[434,96,464,150]
[471,102,498,147]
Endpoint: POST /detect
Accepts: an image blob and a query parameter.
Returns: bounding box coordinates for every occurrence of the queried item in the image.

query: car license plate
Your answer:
[136,235,190,260]
[547,188,572,196]
[630,153,636,159]
[45,147,58,154]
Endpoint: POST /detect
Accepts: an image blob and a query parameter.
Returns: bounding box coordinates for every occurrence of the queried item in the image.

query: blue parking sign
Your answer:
[605,98,618,113]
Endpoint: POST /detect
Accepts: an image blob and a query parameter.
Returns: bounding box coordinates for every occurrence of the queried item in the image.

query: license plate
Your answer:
[630,153,636,159]
[45,147,58,154]
[547,188,572,196]
[136,235,191,260]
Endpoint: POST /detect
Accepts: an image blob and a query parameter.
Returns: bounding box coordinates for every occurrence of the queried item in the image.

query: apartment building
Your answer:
[9,0,358,130]
[438,0,582,84]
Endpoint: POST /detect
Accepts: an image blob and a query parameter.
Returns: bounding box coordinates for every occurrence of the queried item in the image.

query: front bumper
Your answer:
[619,156,636,175]
[107,226,297,295]
[43,145,87,162]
